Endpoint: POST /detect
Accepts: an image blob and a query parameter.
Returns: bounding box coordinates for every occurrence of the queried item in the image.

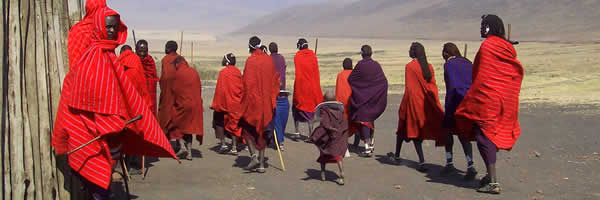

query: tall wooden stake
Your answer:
[464,43,468,58]
[191,41,194,66]
[132,29,137,46]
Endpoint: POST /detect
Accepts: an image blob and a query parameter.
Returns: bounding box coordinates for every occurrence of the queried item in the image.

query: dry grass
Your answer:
[139,35,600,106]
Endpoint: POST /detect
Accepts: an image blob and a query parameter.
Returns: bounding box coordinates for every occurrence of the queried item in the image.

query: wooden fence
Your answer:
[2,0,90,199]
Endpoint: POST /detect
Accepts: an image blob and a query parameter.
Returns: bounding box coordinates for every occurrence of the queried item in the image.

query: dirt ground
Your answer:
[109,89,600,200]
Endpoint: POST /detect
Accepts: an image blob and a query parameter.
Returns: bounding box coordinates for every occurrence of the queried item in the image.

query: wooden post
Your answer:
[191,41,194,66]
[464,43,468,58]
[179,31,184,54]
[508,24,512,41]
[132,29,137,46]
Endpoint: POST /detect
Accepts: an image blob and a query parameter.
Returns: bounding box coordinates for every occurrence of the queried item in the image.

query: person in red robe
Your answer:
[391,42,444,172]
[118,45,152,175]
[52,2,176,198]
[136,40,159,117]
[240,36,280,173]
[293,38,323,141]
[335,58,360,148]
[211,53,243,154]
[163,43,204,160]
[158,41,178,135]
[455,15,524,194]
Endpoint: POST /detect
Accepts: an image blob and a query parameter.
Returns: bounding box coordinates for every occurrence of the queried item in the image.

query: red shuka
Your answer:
[118,49,151,105]
[141,55,159,117]
[158,53,179,131]
[241,51,280,136]
[397,60,445,145]
[169,58,204,140]
[455,36,524,150]
[52,4,176,189]
[67,0,106,70]
[211,65,243,137]
[293,49,323,112]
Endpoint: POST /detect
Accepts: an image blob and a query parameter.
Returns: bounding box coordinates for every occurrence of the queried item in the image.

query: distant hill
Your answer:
[233,0,600,42]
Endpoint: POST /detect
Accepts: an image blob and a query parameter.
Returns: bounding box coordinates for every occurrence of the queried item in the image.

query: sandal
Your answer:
[255,167,266,173]
[417,163,428,173]
[228,149,238,156]
[335,172,345,185]
[386,152,401,164]
[477,183,501,194]
[320,171,326,181]
[244,155,259,170]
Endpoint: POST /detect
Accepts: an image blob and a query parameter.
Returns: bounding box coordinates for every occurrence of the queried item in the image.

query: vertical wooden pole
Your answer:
[179,31,184,55]
[8,0,26,199]
[1,0,8,198]
[464,43,468,58]
[191,41,194,66]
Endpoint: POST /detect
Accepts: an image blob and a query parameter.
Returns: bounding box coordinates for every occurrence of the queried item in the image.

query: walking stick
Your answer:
[272,131,286,171]
[66,115,143,155]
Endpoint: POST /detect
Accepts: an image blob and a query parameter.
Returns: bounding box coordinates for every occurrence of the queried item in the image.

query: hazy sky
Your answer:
[106,0,330,33]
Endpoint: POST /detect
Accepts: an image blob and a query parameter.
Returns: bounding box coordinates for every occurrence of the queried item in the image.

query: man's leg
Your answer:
[215,125,227,153]
[336,161,345,185]
[458,135,477,179]
[413,139,427,172]
[256,149,266,173]
[244,138,259,170]
[320,163,326,181]
[183,134,193,160]
[475,126,500,194]
[360,125,373,157]
[442,134,457,175]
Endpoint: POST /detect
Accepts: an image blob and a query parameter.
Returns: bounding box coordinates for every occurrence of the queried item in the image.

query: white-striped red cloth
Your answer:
[52,4,176,190]
[455,36,524,150]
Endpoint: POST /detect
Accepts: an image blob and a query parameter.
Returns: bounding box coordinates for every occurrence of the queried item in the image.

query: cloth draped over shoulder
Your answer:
[158,52,179,131]
[241,51,280,137]
[211,65,243,137]
[141,55,159,116]
[348,58,388,122]
[455,36,524,150]
[52,1,176,189]
[169,58,204,139]
[310,105,349,158]
[335,69,352,119]
[118,49,151,105]
[293,49,323,112]
[397,60,444,145]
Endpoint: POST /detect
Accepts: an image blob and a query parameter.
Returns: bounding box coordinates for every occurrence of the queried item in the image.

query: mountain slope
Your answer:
[234,0,600,42]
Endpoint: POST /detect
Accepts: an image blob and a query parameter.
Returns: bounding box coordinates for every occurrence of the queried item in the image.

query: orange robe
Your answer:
[335,69,352,119]
[397,60,444,146]
[211,65,243,137]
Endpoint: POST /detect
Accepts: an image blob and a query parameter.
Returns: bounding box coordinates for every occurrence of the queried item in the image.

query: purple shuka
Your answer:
[348,57,389,122]
[271,53,287,90]
[443,57,473,128]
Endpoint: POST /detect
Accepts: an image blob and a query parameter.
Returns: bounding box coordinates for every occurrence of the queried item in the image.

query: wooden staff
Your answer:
[508,24,512,41]
[464,43,468,58]
[191,41,194,66]
[132,29,137,46]
[179,31,184,54]
[272,131,286,171]
[67,115,143,155]
[315,38,319,55]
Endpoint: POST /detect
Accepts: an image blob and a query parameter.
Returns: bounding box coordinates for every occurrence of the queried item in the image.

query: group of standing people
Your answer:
[50,0,523,197]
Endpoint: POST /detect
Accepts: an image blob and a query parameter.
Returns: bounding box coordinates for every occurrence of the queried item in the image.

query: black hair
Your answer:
[361,45,372,57]
[269,42,278,54]
[249,36,261,52]
[481,14,506,39]
[165,41,178,54]
[343,58,353,70]
[120,45,132,54]
[136,39,148,48]
[222,53,236,66]
[409,42,432,83]
[297,38,308,50]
